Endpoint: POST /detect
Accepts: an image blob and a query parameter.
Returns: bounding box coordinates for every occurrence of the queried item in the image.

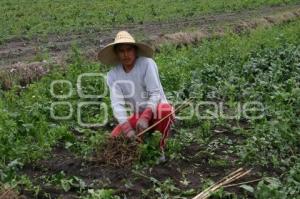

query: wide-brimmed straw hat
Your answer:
[98,31,154,65]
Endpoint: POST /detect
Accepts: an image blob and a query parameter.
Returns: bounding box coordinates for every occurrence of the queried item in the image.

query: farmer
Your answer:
[98,31,174,157]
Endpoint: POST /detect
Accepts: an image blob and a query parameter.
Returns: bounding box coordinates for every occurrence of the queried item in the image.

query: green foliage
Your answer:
[0,49,110,184]
[138,133,162,164]
[81,188,119,199]
[40,171,86,192]
[255,163,300,199]
[156,19,300,198]
[0,0,298,42]
[152,178,180,198]
[236,45,300,168]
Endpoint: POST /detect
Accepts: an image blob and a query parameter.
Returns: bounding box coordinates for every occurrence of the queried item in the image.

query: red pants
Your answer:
[111,103,175,150]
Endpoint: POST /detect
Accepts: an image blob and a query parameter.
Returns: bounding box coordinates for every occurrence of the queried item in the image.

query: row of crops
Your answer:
[0,0,299,43]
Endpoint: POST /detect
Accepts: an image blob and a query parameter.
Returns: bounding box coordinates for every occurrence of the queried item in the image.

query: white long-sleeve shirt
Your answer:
[107,56,167,124]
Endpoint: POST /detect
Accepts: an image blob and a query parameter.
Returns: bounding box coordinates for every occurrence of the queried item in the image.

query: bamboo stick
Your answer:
[223,178,261,188]
[198,169,252,199]
[201,169,251,199]
[193,168,252,199]
[194,168,243,198]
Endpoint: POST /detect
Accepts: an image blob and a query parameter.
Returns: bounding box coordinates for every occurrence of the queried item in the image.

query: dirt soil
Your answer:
[0,3,300,68]
[20,126,277,199]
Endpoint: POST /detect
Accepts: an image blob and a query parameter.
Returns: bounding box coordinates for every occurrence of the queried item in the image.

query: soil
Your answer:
[20,126,273,199]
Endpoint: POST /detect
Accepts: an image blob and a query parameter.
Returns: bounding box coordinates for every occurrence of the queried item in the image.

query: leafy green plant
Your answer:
[138,133,162,165]
[40,171,86,192]
[81,188,119,199]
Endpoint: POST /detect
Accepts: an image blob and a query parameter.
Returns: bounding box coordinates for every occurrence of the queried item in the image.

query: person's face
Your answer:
[115,44,137,67]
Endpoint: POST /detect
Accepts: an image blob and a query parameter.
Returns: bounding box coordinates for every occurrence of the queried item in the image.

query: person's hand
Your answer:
[120,122,140,142]
[136,118,149,134]
[136,107,153,134]
[127,129,144,143]
[126,129,136,139]
[121,121,134,136]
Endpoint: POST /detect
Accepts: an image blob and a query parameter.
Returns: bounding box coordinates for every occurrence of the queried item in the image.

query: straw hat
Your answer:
[98,31,154,65]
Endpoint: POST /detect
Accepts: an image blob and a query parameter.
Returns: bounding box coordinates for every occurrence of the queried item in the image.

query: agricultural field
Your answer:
[0,1,300,199]
[0,0,299,43]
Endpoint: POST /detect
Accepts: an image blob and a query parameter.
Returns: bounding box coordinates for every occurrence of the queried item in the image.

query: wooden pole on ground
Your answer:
[192,168,252,199]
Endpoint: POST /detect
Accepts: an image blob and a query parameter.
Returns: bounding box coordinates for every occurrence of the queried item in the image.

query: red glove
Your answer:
[136,107,153,133]
[120,121,136,138]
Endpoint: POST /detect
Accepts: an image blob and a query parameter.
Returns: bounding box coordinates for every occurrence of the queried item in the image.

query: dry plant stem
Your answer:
[223,178,262,188]
[193,168,252,199]
[0,188,16,199]
[0,190,9,199]
[92,136,140,167]
[203,169,252,199]
[196,168,243,198]
[200,169,252,199]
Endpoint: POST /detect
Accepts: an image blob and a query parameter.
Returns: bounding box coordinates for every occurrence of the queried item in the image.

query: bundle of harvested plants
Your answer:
[0,184,20,199]
[91,135,141,168]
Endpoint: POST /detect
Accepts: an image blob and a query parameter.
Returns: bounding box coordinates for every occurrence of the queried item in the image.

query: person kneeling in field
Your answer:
[98,31,175,159]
